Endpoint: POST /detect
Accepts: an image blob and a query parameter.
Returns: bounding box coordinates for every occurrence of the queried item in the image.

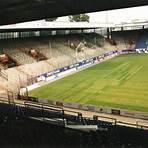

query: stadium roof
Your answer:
[0,21,148,32]
[0,0,148,25]
[0,22,114,32]
[115,21,148,28]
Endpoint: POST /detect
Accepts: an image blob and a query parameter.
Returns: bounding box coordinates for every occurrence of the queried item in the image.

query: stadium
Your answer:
[0,0,148,148]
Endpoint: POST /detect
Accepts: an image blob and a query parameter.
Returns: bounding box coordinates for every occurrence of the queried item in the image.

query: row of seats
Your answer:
[0,32,137,94]
[0,33,113,66]
[65,114,112,128]
[112,32,137,50]
[4,48,36,65]
[0,101,148,148]
[0,101,112,129]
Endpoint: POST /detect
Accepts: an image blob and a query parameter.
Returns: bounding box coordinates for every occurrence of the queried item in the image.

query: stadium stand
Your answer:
[136,34,148,49]
[0,31,147,148]
[111,31,137,50]
[5,48,36,65]
[0,31,143,95]
[0,100,147,148]
[0,33,112,65]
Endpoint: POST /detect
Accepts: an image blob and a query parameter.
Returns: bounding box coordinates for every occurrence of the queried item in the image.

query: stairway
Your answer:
[0,69,8,80]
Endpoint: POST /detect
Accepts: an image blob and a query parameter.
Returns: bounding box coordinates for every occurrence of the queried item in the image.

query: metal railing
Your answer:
[0,99,148,130]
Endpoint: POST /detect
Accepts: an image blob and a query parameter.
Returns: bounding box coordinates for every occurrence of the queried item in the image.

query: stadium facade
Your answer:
[0,1,148,147]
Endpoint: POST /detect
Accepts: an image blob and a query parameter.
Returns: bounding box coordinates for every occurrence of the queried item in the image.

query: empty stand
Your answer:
[112,30,137,50]
[136,34,148,49]
[0,32,143,94]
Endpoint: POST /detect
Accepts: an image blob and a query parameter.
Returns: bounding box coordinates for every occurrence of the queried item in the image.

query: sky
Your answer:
[57,6,148,24]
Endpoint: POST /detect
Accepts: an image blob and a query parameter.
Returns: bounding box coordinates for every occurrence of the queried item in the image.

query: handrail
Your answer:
[25,104,63,113]
[116,121,143,128]
[136,121,148,129]
[94,115,117,124]
[25,100,82,115]
[64,109,82,116]
[25,101,63,110]
[0,99,148,130]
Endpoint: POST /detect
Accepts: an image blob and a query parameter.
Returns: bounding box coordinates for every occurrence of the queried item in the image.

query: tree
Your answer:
[69,14,89,22]
[45,17,57,22]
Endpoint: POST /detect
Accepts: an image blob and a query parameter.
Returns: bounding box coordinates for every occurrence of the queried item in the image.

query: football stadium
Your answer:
[0,0,148,148]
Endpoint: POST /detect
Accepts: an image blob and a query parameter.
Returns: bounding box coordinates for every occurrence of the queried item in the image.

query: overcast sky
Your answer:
[57,6,148,23]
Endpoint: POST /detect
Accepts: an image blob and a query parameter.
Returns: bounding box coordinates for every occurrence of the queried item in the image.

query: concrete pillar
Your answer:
[107,28,110,39]
[143,25,145,29]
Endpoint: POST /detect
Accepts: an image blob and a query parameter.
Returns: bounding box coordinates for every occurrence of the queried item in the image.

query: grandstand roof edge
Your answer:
[0,22,114,31]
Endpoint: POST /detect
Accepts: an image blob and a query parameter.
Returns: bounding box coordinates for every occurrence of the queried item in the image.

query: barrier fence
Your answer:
[19,95,148,122]
[1,98,148,130]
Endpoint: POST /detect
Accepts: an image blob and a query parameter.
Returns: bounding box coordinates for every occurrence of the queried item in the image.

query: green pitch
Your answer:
[29,54,148,112]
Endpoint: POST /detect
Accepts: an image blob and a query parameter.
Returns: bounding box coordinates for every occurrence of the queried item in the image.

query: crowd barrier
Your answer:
[42,99,148,120]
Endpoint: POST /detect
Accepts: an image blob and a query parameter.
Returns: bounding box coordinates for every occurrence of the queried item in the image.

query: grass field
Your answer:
[29,54,148,112]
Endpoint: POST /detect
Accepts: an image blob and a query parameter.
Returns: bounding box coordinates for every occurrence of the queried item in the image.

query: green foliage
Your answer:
[69,14,89,22]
